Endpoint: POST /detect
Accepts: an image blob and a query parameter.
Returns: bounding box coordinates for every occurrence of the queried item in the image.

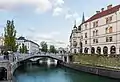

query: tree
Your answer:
[4,20,18,52]
[19,44,28,53]
[40,41,48,53]
[49,45,57,53]
[19,46,22,53]
[24,45,28,53]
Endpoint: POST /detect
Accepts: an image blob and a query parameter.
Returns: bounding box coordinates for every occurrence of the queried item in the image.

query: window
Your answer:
[96,39,98,43]
[106,16,112,24]
[106,37,108,42]
[96,30,98,36]
[85,24,87,30]
[85,33,87,38]
[106,18,109,24]
[85,40,87,44]
[81,35,83,39]
[96,21,98,27]
[109,37,112,42]
[93,21,98,27]
[105,27,108,33]
[93,39,95,44]
[93,22,95,28]
[106,36,112,42]
[109,27,112,33]
[93,31,95,36]
[110,16,112,22]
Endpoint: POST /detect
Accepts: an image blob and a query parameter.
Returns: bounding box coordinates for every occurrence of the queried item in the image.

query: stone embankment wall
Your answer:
[60,63,120,79]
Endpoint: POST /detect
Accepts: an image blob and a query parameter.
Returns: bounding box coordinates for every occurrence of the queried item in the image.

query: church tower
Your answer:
[82,12,85,23]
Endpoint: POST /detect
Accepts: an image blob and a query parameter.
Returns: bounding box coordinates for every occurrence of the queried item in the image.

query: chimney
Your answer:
[101,8,104,11]
[107,4,112,9]
[96,11,100,14]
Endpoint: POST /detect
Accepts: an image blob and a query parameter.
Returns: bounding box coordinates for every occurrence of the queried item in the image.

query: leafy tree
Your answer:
[4,20,18,52]
[40,41,48,53]
[19,44,28,53]
[49,45,57,53]
[19,46,22,53]
[24,45,28,53]
[21,44,24,53]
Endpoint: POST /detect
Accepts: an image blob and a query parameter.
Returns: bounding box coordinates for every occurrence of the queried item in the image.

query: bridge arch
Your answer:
[0,67,7,80]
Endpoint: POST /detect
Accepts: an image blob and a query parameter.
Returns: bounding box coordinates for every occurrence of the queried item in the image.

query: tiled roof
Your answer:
[84,4,120,23]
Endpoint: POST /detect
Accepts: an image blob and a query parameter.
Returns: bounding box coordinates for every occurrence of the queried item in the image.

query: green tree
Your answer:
[19,44,28,53]
[49,45,56,53]
[24,45,28,53]
[40,41,48,53]
[19,46,22,53]
[21,44,24,53]
[4,20,18,52]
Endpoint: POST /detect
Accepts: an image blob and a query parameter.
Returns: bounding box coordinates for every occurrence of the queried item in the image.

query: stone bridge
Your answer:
[0,53,72,81]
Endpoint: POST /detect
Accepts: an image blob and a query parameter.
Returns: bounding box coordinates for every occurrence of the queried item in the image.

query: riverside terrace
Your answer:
[0,53,72,81]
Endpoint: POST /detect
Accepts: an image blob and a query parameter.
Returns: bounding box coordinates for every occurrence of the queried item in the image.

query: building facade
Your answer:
[0,36,4,54]
[16,37,39,54]
[0,36,4,46]
[70,4,120,55]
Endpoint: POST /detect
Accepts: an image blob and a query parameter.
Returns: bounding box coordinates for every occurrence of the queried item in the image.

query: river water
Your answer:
[14,63,120,82]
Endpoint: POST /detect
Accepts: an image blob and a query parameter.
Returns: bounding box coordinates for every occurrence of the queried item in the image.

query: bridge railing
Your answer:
[0,52,69,63]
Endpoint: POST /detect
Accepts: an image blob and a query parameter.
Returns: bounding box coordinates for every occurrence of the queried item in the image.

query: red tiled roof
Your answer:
[84,4,120,23]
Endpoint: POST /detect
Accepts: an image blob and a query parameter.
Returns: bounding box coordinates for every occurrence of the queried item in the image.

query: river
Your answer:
[14,63,120,82]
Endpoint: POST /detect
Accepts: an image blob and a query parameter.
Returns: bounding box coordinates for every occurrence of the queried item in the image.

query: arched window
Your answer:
[103,46,108,55]
[110,46,116,54]
[91,47,95,54]
[0,67,7,80]
[74,49,76,54]
[84,47,88,54]
[79,42,83,53]
[73,41,77,47]
[97,47,101,54]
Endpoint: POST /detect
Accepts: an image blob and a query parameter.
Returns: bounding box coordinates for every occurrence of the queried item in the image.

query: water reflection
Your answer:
[14,62,120,82]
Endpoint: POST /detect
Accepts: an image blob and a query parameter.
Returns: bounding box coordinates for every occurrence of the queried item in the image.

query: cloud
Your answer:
[52,7,63,16]
[27,28,36,32]
[54,0,64,6]
[65,13,72,19]
[0,0,52,13]
[24,29,66,47]
[65,11,81,25]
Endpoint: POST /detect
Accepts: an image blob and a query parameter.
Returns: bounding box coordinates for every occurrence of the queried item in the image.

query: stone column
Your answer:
[66,56,69,63]
[7,63,12,80]
[108,47,110,55]
[62,56,65,62]
[47,58,51,65]
[101,47,103,54]
[54,60,58,65]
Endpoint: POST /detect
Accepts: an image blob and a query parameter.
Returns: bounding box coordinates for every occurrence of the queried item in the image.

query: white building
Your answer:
[0,36,4,54]
[0,36,4,46]
[70,4,120,55]
[16,37,39,54]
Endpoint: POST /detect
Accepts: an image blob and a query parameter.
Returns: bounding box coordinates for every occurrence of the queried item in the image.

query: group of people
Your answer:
[3,51,9,60]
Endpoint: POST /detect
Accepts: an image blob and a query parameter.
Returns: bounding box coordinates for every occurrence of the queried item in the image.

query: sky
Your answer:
[0,0,119,48]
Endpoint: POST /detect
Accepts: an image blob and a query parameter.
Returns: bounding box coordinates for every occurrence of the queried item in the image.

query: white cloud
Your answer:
[65,13,72,19]
[54,0,64,6]
[52,7,63,16]
[65,11,81,25]
[0,0,52,13]
[25,28,65,47]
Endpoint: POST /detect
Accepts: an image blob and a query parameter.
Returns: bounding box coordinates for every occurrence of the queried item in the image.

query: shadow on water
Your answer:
[14,62,120,82]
